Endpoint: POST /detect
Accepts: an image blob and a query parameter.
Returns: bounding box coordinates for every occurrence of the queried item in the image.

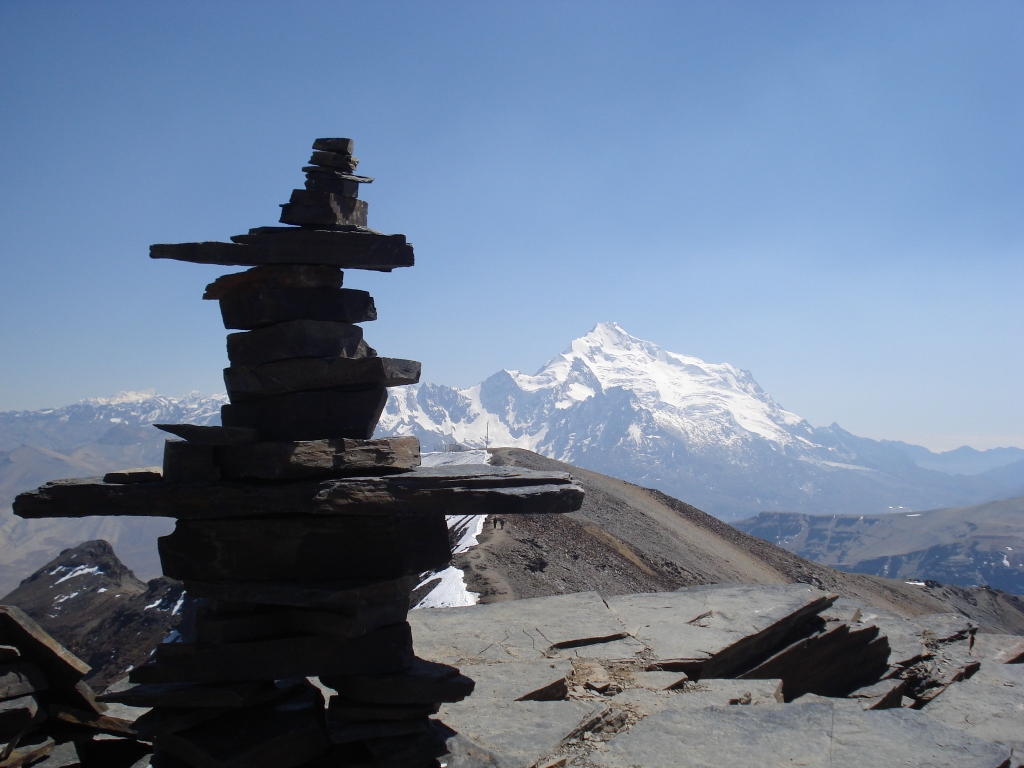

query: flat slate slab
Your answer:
[150,229,413,271]
[970,633,1024,664]
[216,436,420,480]
[223,356,421,399]
[588,700,1014,768]
[922,662,1024,752]
[13,465,584,520]
[158,514,451,582]
[606,584,836,678]
[183,574,419,610]
[409,592,643,664]
[441,700,605,768]
[455,660,573,702]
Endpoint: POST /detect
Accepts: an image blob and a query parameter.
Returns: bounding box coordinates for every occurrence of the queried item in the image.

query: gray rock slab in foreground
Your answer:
[456,660,573,701]
[13,465,584,519]
[923,662,1024,752]
[970,633,1024,664]
[589,700,1013,768]
[606,584,836,677]
[409,592,644,665]
[441,700,605,768]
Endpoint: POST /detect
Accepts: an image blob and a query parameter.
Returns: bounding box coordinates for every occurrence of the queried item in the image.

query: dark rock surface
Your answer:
[150,230,412,271]
[223,356,420,399]
[220,386,389,440]
[15,465,585,520]
[202,265,344,299]
[280,190,367,228]
[157,515,451,582]
[225,320,373,366]
[215,436,420,480]
[218,287,376,330]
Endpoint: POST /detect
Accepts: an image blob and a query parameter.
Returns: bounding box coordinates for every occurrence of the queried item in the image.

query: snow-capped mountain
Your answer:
[0,390,225,455]
[377,323,1021,520]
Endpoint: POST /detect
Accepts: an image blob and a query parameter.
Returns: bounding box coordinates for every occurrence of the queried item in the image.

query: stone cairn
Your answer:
[15,138,585,768]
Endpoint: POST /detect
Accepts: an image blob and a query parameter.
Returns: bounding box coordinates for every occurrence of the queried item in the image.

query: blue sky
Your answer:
[0,2,1021,450]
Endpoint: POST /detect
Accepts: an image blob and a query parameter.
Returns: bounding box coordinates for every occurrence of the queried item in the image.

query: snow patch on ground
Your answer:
[421,450,490,467]
[412,451,491,609]
[414,567,478,609]
[53,565,101,585]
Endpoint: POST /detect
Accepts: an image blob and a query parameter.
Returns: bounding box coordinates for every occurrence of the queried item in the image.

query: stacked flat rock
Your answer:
[14,138,584,768]
[0,605,148,768]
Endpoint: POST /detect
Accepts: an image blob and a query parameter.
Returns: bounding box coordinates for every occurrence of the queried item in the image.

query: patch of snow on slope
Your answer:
[411,451,491,609]
[421,450,490,467]
[53,565,102,584]
[414,567,478,609]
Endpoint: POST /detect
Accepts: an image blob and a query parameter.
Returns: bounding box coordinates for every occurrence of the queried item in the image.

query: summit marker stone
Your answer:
[15,137,584,768]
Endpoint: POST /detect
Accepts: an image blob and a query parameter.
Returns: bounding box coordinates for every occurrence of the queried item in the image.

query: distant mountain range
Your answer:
[734,496,1024,595]
[1,322,1022,592]
[0,391,222,592]
[378,323,1024,520]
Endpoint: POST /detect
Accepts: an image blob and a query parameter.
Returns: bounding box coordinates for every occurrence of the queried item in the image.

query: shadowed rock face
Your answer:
[409,585,1023,768]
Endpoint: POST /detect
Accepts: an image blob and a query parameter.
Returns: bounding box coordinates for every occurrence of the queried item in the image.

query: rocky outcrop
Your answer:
[409,585,1023,767]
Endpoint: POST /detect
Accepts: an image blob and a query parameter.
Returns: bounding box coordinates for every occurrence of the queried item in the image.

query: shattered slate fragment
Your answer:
[606,584,836,678]
[102,467,163,484]
[154,424,258,446]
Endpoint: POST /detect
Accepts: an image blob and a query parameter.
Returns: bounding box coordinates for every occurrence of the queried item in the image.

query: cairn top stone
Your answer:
[311,137,354,154]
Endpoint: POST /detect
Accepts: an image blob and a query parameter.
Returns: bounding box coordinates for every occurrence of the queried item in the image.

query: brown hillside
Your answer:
[469,449,1024,633]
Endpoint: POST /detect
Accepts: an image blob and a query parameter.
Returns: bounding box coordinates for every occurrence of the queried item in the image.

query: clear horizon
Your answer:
[1,2,1021,452]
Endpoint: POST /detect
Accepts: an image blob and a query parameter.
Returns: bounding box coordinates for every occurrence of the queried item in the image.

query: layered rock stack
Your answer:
[14,139,585,768]
[0,605,147,768]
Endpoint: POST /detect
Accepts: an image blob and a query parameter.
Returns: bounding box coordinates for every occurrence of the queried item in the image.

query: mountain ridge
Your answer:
[378,323,1022,520]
